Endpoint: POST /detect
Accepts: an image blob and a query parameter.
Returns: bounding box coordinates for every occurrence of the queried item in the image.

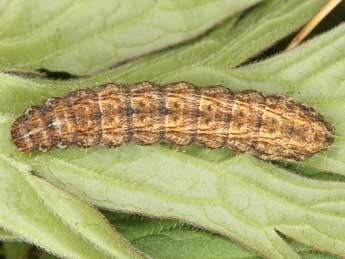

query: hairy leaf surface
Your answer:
[0,1,344,259]
[0,0,260,75]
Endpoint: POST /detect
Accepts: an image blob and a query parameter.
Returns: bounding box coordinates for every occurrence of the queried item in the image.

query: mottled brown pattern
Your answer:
[11,82,335,161]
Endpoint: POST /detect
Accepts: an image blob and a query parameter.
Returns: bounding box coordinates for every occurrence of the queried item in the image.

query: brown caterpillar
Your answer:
[11,81,335,161]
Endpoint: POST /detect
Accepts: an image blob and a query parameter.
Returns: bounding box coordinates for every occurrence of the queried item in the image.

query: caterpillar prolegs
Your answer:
[11,81,335,161]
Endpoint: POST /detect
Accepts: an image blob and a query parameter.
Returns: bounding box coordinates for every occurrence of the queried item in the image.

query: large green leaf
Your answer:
[0,0,260,75]
[0,1,344,259]
[30,147,345,259]
[0,154,145,259]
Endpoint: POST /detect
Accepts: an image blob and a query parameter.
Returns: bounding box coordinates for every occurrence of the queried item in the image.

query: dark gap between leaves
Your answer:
[237,1,345,68]
[37,68,78,80]
[273,161,345,182]
[231,2,263,29]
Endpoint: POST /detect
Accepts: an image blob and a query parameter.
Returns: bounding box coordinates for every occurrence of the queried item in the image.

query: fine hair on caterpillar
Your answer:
[11,81,335,161]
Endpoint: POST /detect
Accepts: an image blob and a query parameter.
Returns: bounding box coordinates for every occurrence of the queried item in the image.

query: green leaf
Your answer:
[30,144,345,259]
[0,154,145,259]
[0,0,260,75]
[108,214,259,259]
[106,213,340,259]
[205,0,329,67]
[4,215,338,259]
[81,0,328,84]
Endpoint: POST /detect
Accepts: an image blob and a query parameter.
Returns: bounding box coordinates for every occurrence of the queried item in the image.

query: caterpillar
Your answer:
[11,81,335,161]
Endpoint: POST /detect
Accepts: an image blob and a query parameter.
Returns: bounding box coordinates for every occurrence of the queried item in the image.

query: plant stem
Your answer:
[286,0,342,50]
